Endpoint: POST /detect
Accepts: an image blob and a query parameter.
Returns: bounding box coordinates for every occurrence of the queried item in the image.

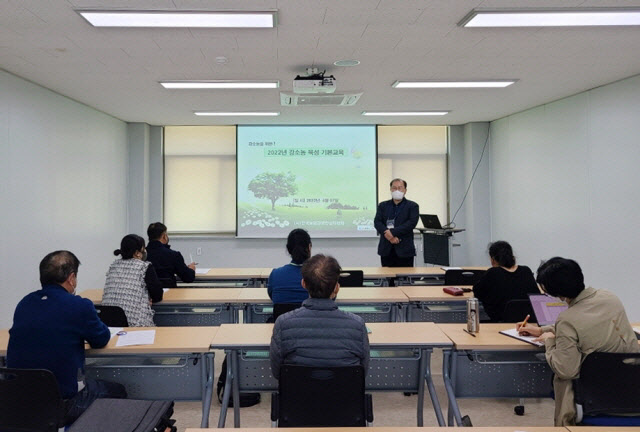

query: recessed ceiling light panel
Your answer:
[334,60,360,67]
[161,81,279,89]
[194,112,280,116]
[77,10,277,28]
[459,8,640,27]
[393,80,516,88]
[362,111,449,116]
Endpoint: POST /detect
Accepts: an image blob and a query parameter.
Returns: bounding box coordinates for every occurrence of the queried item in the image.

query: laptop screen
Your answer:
[420,214,442,229]
[528,294,568,326]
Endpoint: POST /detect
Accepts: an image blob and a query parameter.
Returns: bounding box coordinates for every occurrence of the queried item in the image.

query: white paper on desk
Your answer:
[115,330,156,347]
[441,266,462,271]
[499,328,544,347]
[195,268,211,274]
[163,288,170,293]
[108,327,123,338]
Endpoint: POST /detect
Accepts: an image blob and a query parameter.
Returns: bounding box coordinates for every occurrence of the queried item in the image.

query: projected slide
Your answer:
[237,125,377,238]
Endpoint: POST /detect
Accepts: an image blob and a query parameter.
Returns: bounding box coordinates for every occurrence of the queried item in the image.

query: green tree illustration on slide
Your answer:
[248,171,298,210]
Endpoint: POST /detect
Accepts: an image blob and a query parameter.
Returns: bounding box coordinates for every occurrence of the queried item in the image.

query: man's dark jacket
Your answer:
[146,240,196,287]
[373,197,419,258]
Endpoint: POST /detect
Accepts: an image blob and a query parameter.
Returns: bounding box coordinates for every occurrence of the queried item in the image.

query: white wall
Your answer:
[490,73,640,320]
[0,70,129,327]
[448,123,492,266]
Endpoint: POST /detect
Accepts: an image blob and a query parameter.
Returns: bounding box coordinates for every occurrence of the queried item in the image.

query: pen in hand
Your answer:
[517,314,530,333]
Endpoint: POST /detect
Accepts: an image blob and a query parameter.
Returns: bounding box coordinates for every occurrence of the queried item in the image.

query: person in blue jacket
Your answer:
[267,229,312,318]
[7,250,126,425]
[374,178,419,267]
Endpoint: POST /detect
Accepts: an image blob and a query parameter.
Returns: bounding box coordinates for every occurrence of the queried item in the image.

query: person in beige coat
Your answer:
[518,257,639,426]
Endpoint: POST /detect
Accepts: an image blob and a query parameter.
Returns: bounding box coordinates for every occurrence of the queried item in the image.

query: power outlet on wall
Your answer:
[196,247,202,256]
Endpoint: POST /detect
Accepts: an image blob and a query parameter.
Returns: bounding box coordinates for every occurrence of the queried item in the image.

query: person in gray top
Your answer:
[270,254,370,379]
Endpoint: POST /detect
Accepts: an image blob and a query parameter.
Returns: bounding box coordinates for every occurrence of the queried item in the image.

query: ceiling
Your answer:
[2,0,640,126]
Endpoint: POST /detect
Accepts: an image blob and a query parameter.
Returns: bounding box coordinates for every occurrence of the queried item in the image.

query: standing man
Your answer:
[146,222,196,287]
[374,178,419,267]
[7,251,126,425]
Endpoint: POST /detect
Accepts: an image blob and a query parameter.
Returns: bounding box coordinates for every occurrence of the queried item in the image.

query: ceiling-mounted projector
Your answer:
[293,68,336,94]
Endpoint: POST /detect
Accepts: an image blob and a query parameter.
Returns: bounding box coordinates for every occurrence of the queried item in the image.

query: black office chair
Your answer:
[271,365,373,427]
[339,270,364,287]
[501,299,536,324]
[574,352,640,426]
[95,305,129,327]
[273,303,302,321]
[444,269,486,286]
[0,368,66,432]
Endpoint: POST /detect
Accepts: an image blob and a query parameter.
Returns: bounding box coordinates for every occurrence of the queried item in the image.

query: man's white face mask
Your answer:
[391,190,404,200]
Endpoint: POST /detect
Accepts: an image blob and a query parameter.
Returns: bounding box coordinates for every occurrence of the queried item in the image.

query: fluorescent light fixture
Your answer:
[362,111,449,116]
[393,80,516,88]
[194,112,280,116]
[77,10,277,28]
[161,81,279,89]
[459,8,640,27]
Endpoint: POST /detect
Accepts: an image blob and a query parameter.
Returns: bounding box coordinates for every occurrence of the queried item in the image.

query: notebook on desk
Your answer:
[529,294,568,326]
[420,214,443,229]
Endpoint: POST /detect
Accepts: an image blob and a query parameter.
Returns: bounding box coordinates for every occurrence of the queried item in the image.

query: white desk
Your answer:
[437,323,553,426]
[85,326,217,428]
[210,322,452,428]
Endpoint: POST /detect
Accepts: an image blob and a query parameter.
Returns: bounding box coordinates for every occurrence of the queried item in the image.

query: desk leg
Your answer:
[442,349,463,426]
[217,350,234,428]
[423,348,445,426]
[416,348,425,426]
[200,352,215,428]
[231,349,241,427]
[244,304,252,324]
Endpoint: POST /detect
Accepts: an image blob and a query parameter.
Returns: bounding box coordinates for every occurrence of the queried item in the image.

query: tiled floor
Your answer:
[171,349,556,431]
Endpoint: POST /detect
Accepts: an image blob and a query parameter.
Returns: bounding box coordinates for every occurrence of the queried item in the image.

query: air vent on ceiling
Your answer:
[280,92,362,106]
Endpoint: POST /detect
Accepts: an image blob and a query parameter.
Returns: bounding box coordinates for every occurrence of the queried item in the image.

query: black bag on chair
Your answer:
[216,356,261,408]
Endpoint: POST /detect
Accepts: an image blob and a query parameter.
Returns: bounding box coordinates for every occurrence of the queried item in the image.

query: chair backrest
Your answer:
[574,351,640,417]
[95,305,129,327]
[158,276,177,288]
[444,269,486,285]
[273,303,302,321]
[276,365,368,427]
[339,270,364,287]
[501,299,537,323]
[0,368,65,432]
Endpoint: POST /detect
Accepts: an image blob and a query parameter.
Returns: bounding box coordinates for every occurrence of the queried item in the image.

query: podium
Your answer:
[416,227,465,266]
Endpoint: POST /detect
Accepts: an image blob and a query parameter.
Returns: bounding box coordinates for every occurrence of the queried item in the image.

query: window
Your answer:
[377,126,448,223]
[164,126,236,233]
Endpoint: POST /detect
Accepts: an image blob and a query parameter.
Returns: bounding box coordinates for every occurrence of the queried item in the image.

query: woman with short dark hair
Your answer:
[472,240,539,322]
[267,229,312,319]
[102,234,163,327]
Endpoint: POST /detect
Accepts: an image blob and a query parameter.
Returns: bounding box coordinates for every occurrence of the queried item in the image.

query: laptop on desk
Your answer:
[420,214,443,230]
[528,294,568,326]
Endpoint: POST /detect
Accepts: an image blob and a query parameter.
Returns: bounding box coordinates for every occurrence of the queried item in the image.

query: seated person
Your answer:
[146,222,196,287]
[270,254,370,379]
[472,240,540,322]
[102,234,163,327]
[267,229,312,318]
[7,251,126,425]
[518,257,639,426]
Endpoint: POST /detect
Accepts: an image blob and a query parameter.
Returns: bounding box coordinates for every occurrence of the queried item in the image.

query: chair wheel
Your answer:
[514,405,525,416]
[461,415,473,427]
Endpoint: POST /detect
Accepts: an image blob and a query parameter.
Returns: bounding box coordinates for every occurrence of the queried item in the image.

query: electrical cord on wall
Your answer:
[447,124,491,228]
